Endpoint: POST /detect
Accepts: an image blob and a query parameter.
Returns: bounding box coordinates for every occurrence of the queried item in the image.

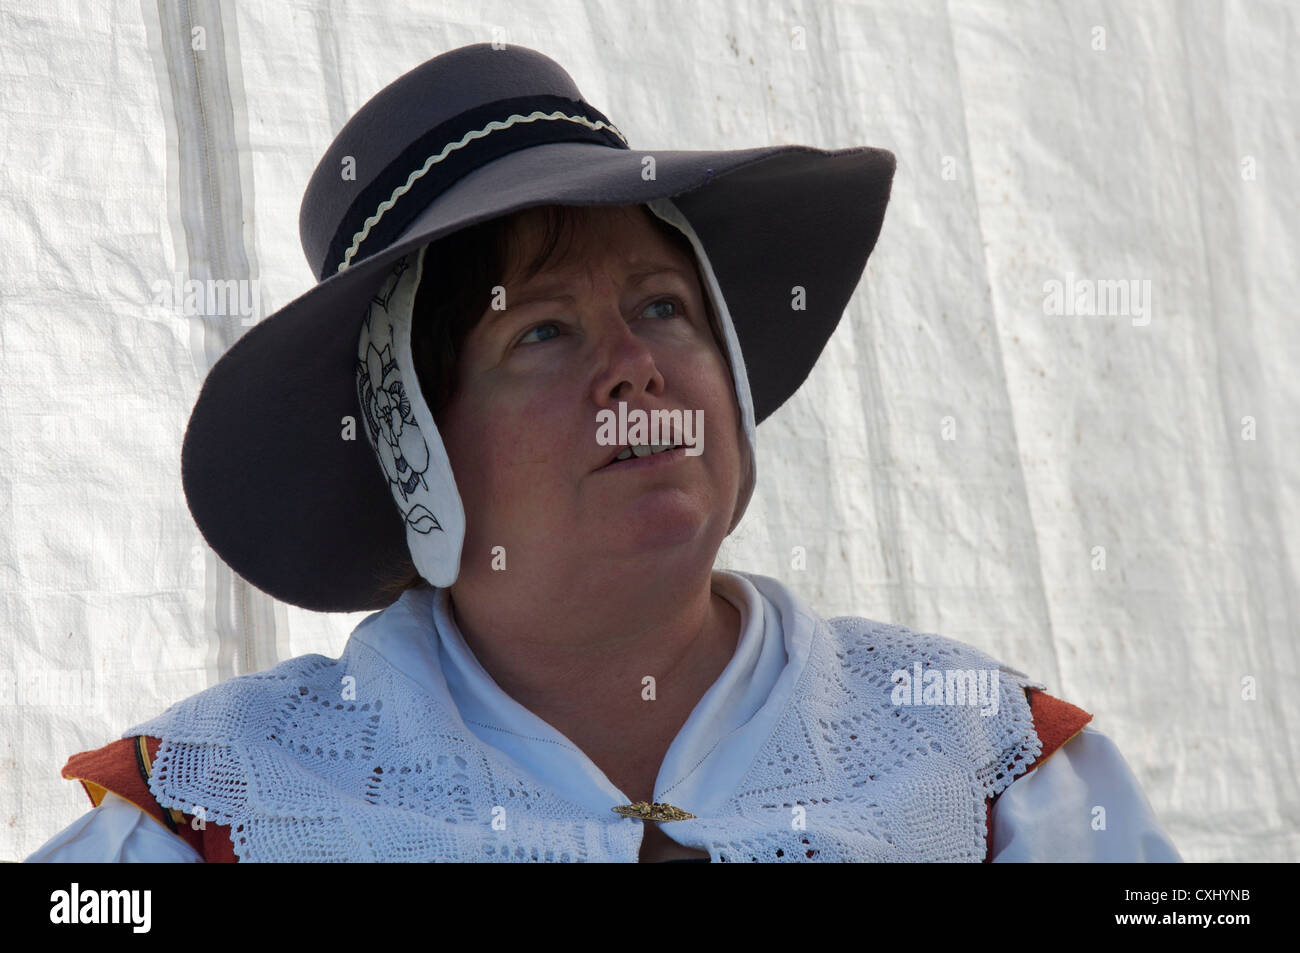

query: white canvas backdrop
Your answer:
[2,0,1295,862]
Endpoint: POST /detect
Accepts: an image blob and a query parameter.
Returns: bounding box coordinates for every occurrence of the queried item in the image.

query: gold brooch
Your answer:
[611,801,697,822]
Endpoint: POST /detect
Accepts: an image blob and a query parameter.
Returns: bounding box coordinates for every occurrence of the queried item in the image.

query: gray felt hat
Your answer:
[179,42,896,612]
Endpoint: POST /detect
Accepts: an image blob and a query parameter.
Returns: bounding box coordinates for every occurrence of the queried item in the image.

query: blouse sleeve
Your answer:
[990,725,1182,862]
[25,791,204,863]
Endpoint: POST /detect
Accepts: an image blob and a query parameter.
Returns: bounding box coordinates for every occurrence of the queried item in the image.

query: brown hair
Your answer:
[372,203,734,603]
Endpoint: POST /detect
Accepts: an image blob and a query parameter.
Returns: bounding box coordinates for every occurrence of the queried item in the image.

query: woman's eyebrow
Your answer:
[507,265,693,312]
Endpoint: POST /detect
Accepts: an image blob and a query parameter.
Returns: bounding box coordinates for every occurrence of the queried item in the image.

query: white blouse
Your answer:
[26,572,1182,863]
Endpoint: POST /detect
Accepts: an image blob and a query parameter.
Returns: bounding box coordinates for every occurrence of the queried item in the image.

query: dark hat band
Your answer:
[325,93,629,279]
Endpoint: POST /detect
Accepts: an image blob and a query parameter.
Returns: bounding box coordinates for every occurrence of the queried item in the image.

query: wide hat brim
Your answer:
[182,137,895,613]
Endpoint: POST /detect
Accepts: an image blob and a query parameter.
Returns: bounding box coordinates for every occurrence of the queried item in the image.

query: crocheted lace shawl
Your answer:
[126,580,1045,862]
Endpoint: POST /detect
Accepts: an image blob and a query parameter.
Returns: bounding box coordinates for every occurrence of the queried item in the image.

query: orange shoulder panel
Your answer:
[61,735,238,862]
[982,687,1093,862]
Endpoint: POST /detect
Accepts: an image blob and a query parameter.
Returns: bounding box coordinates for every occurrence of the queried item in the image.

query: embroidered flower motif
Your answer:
[356,257,442,535]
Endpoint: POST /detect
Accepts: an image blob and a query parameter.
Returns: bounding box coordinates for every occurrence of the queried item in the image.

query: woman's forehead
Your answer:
[503,204,696,286]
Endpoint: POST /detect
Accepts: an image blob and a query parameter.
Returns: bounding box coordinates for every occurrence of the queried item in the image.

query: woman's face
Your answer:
[435,204,744,587]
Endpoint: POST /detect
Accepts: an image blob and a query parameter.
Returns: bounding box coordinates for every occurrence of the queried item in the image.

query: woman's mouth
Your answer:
[598,444,686,471]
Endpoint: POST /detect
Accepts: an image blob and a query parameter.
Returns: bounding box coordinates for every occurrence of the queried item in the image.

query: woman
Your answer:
[27,43,1180,862]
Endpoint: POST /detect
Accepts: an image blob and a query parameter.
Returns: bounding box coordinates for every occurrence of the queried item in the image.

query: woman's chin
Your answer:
[594,501,712,554]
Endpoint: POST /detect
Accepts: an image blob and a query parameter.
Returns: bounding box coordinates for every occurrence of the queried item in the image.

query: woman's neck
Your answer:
[447,573,742,767]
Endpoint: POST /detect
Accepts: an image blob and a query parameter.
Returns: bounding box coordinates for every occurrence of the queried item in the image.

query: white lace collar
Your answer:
[361,571,808,819]
[128,571,1043,861]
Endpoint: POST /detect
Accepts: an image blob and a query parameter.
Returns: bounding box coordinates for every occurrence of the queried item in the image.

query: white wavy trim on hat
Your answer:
[336,110,629,274]
[355,248,464,586]
[356,197,757,591]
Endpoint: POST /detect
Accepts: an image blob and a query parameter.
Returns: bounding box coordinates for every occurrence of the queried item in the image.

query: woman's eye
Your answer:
[513,298,683,348]
[516,322,560,346]
[642,297,681,320]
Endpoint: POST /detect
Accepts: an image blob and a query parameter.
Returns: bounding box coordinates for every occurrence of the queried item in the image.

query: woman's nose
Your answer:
[590,310,666,405]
